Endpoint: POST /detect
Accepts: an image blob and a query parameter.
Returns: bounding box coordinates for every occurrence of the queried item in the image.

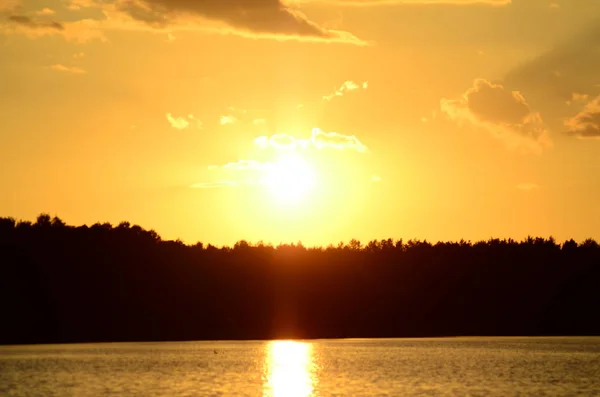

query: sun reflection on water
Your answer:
[264,341,316,397]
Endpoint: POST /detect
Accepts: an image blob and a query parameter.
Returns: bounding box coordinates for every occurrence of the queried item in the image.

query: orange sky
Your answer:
[1,0,599,246]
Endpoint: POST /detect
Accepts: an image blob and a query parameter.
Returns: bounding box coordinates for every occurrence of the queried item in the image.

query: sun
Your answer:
[262,153,317,204]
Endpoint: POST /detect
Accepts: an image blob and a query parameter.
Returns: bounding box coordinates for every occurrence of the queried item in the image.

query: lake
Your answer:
[1,337,599,396]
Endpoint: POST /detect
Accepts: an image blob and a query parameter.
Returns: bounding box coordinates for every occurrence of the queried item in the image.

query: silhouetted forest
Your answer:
[1,214,599,344]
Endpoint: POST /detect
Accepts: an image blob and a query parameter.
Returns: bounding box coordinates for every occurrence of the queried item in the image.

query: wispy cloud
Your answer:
[565,96,600,139]
[1,15,106,42]
[188,114,203,129]
[221,160,271,171]
[254,128,368,153]
[323,80,368,101]
[189,181,238,189]
[441,79,551,154]
[254,134,304,151]
[566,93,591,106]
[166,113,189,130]
[49,64,87,74]
[7,15,64,31]
[165,113,202,130]
[35,8,56,16]
[311,128,369,152]
[220,115,237,125]
[66,0,98,11]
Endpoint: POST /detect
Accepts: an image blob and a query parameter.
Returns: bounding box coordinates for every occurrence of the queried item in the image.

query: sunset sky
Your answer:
[1,0,599,246]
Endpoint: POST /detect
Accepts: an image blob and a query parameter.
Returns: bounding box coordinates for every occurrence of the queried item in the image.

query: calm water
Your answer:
[1,337,599,396]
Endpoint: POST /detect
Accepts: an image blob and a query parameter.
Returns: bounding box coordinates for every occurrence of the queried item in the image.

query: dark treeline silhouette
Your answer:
[1,214,599,344]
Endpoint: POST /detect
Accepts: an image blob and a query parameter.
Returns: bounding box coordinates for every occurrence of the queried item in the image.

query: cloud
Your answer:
[200,126,373,190]
[293,0,510,5]
[165,113,202,129]
[113,0,366,44]
[35,8,56,16]
[566,93,590,106]
[254,129,368,152]
[7,15,64,31]
[220,115,237,125]
[253,118,267,125]
[504,24,600,104]
[188,114,203,129]
[66,0,97,10]
[221,160,271,171]
[565,96,600,139]
[1,15,106,42]
[323,80,368,101]
[516,183,540,191]
[254,134,302,150]
[166,113,190,130]
[441,79,551,154]
[311,128,369,152]
[190,181,237,189]
[49,64,87,74]
[1,1,367,44]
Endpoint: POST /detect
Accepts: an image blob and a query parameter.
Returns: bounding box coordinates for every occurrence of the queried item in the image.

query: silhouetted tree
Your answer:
[0,214,598,344]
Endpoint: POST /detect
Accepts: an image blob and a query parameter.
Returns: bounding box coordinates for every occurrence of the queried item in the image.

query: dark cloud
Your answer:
[566,96,600,139]
[441,79,551,153]
[504,23,600,102]
[465,79,531,125]
[500,23,600,139]
[119,0,341,38]
[7,15,64,30]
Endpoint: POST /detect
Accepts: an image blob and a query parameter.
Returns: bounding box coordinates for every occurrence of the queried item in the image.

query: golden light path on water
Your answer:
[264,341,316,397]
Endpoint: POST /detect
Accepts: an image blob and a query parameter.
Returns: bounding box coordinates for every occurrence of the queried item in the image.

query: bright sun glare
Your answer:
[263,154,317,204]
[265,341,314,397]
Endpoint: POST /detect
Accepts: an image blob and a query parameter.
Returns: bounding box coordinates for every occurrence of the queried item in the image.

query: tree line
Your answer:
[1,214,599,344]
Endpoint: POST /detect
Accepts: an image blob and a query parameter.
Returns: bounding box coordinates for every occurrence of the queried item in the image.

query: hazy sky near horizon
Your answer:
[1,0,599,245]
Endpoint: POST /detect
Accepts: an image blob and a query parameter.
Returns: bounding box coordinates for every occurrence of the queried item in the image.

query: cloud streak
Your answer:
[311,128,368,152]
[49,64,87,74]
[189,180,238,189]
[323,80,368,101]
[221,160,271,171]
[7,15,64,31]
[1,14,106,42]
[254,128,368,152]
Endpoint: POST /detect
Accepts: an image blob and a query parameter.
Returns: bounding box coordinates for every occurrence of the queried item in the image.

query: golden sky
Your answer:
[1,0,599,246]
